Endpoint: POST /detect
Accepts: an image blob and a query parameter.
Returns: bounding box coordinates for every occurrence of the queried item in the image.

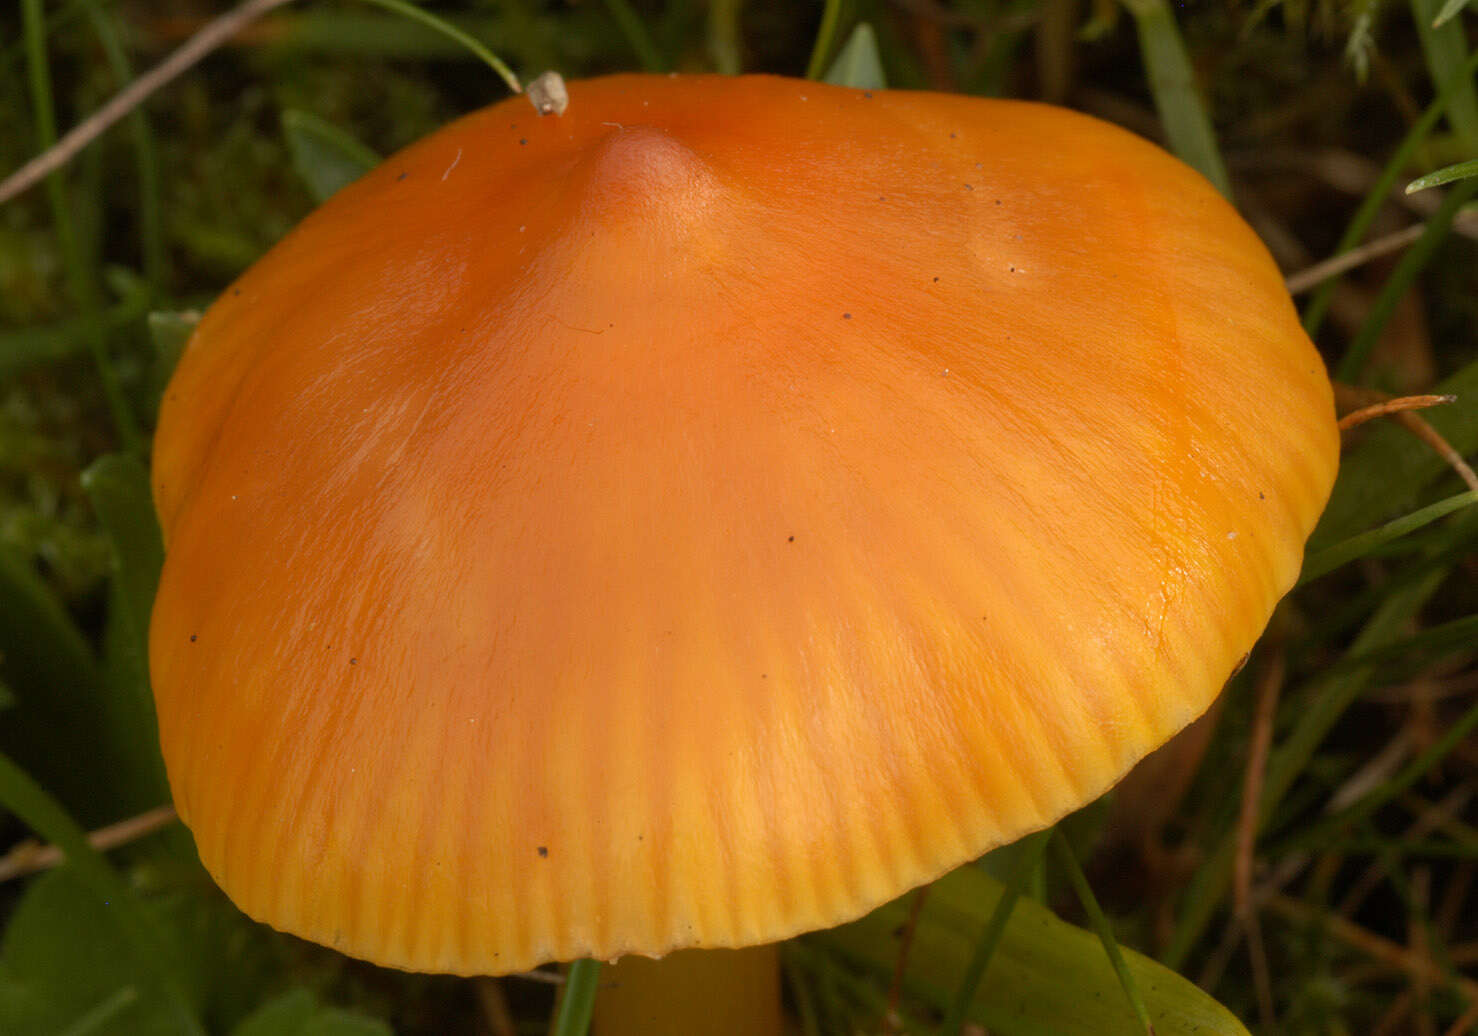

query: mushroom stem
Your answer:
[592,945,782,1036]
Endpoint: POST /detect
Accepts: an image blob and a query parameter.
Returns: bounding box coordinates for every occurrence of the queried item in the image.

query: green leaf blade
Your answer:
[282,110,381,205]
[817,863,1250,1036]
[823,24,887,91]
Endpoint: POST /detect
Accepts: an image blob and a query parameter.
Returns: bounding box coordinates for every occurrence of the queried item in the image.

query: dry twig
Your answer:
[1285,214,1478,294]
[884,885,931,1033]
[1336,386,1478,493]
[1234,651,1283,1029]
[1338,394,1457,432]
[0,804,178,882]
[1267,894,1478,1003]
[0,0,296,206]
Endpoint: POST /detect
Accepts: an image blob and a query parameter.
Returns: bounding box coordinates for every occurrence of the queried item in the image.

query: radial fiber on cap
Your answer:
[149,74,1339,975]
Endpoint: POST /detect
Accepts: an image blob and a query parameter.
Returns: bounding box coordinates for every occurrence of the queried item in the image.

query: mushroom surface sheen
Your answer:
[150,74,1340,975]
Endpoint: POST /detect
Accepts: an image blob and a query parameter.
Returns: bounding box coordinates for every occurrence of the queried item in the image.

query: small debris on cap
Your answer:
[527,72,569,117]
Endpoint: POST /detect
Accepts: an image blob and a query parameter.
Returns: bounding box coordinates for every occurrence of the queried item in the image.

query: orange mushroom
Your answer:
[149,74,1339,1031]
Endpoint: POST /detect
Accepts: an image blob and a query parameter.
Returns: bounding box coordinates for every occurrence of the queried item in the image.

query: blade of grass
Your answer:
[1273,694,1478,856]
[823,23,886,90]
[282,109,380,204]
[1327,612,1478,679]
[708,0,742,74]
[1052,830,1154,1035]
[939,830,1050,1036]
[81,0,165,292]
[0,549,99,701]
[805,0,844,80]
[1335,176,1478,381]
[0,751,203,1035]
[1164,557,1452,968]
[55,986,140,1036]
[0,281,152,379]
[1300,490,1478,583]
[784,948,823,1036]
[80,455,164,662]
[0,0,521,209]
[1302,48,1478,335]
[79,454,170,803]
[21,0,142,454]
[601,0,667,71]
[552,959,600,1036]
[350,0,521,92]
[1119,0,1232,197]
[1407,158,1478,193]
[1411,0,1478,151]
[1431,0,1473,25]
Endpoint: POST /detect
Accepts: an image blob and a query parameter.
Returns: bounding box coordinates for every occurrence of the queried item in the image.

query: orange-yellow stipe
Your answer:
[149,74,1338,975]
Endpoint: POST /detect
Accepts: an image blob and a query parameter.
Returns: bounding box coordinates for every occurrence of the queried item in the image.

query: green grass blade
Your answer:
[1053,831,1154,1034]
[552,959,601,1036]
[80,455,171,806]
[940,830,1050,1036]
[1165,559,1452,968]
[805,0,844,80]
[1300,490,1478,583]
[282,109,380,204]
[602,0,668,71]
[55,986,140,1036]
[784,949,823,1036]
[818,863,1249,1035]
[81,0,165,292]
[81,454,164,660]
[1411,0,1478,151]
[1273,693,1478,855]
[20,0,142,455]
[1329,612,1478,678]
[823,23,887,90]
[0,549,99,701]
[0,280,151,380]
[1302,47,1478,336]
[1313,357,1478,547]
[1335,176,1478,380]
[1120,0,1232,197]
[0,751,203,1035]
[1407,157,1478,193]
[351,0,521,94]
[1431,0,1473,26]
[708,0,742,74]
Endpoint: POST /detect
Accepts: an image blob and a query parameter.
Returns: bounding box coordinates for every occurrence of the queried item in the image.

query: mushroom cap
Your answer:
[149,74,1338,975]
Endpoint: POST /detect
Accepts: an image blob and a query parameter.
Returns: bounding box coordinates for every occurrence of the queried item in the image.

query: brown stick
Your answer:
[1234,651,1283,1029]
[884,884,932,1032]
[1285,211,1478,295]
[1338,394,1456,431]
[0,804,178,882]
[0,0,297,207]
[1266,894,1478,1002]
[1443,1001,1478,1036]
[1336,387,1478,493]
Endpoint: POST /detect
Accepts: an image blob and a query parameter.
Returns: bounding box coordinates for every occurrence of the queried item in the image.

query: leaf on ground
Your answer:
[814,862,1249,1036]
[0,548,136,824]
[0,870,182,1036]
[231,988,392,1036]
[81,454,170,805]
[147,310,200,413]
